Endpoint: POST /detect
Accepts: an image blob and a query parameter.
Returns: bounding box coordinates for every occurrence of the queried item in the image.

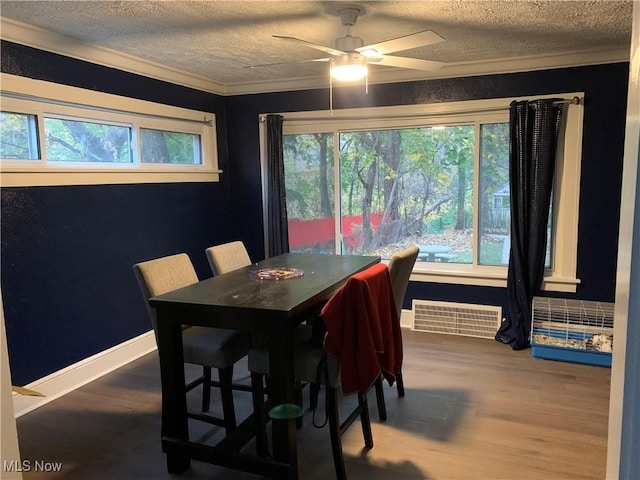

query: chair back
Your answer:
[387,246,419,318]
[321,263,401,394]
[205,241,251,275]
[133,253,198,337]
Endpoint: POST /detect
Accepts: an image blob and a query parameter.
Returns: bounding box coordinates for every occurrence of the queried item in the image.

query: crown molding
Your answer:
[225,48,629,95]
[0,17,227,95]
[1,16,631,97]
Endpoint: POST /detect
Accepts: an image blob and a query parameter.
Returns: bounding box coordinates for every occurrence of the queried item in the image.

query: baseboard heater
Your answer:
[412,300,502,339]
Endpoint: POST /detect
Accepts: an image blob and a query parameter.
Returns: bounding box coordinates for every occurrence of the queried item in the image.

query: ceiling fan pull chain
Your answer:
[329,60,334,116]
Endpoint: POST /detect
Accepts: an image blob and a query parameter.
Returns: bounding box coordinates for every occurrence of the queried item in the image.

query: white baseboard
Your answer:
[400,308,414,329]
[12,331,157,418]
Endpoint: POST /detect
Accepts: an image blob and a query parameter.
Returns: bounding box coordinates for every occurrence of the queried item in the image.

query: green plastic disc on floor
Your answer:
[268,403,304,419]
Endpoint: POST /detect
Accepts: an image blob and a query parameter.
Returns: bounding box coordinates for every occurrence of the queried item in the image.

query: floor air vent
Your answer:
[412,300,502,339]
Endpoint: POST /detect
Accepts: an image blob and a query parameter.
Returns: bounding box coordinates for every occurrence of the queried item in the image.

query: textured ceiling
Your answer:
[0,1,634,93]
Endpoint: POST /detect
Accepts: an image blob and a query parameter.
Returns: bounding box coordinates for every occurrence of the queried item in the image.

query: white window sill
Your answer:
[541,275,581,293]
[407,263,579,293]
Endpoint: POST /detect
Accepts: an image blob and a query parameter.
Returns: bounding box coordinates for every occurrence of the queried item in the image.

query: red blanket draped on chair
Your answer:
[321,262,403,395]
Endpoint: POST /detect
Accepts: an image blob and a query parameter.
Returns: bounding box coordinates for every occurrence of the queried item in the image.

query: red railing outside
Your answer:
[288,213,383,251]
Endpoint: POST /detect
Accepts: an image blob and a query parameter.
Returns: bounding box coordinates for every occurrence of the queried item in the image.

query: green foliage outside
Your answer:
[140,129,201,164]
[0,112,200,164]
[284,122,511,264]
[0,112,38,159]
[284,133,335,219]
[44,118,131,162]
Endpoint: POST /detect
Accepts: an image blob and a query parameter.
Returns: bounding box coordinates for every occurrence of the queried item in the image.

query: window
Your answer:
[479,122,513,266]
[283,133,335,254]
[140,128,202,165]
[0,111,39,160]
[0,73,220,186]
[44,117,132,163]
[267,95,583,292]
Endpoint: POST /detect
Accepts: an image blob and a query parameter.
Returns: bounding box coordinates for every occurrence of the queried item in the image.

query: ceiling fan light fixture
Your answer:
[330,55,368,82]
[331,63,368,81]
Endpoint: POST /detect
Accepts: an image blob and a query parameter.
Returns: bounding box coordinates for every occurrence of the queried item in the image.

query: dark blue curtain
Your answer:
[496,99,564,350]
[265,114,289,257]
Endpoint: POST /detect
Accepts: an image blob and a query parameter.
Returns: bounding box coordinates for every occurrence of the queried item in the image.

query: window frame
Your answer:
[263,94,583,293]
[0,73,221,186]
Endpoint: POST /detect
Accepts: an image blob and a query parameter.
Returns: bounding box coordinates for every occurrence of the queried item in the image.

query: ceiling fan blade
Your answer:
[246,57,330,69]
[367,55,444,72]
[357,30,444,55]
[273,35,346,57]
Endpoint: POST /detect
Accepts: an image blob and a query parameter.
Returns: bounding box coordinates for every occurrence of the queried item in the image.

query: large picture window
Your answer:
[270,95,583,291]
[0,73,220,186]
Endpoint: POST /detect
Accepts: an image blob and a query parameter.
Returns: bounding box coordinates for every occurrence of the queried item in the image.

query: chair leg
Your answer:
[358,393,374,449]
[396,371,405,397]
[326,386,347,480]
[295,382,304,429]
[374,375,387,421]
[309,382,320,411]
[251,372,269,457]
[202,366,212,412]
[218,366,237,434]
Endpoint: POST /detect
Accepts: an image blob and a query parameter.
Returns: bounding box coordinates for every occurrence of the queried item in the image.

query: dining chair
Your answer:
[208,240,320,431]
[205,239,271,345]
[248,263,401,480]
[373,245,419,420]
[387,245,420,395]
[205,240,252,275]
[133,253,250,434]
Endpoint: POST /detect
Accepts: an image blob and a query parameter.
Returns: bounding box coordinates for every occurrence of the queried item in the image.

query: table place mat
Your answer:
[249,267,304,281]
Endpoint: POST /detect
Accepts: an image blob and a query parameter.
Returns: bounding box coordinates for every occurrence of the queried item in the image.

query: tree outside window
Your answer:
[284,122,519,265]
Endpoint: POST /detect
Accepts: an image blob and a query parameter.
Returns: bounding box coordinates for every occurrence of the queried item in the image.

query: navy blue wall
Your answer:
[226,64,628,311]
[1,39,629,385]
[1,42,236,385]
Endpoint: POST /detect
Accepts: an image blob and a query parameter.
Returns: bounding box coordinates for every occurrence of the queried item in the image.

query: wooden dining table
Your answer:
[150,252,380,479]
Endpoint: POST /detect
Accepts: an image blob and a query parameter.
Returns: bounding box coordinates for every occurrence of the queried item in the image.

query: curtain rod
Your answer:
[2,92,215,126]
[260,96,581,123]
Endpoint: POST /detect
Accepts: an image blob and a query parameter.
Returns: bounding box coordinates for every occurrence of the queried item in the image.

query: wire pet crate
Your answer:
[531,297,614,367]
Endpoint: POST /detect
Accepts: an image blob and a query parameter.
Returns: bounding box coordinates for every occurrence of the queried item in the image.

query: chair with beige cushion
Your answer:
[205,241,252,275]
[133,252,250,434]
[205,241,266,346]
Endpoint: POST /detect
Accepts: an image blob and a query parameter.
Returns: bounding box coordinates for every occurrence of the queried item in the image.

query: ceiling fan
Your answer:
[248,5,445,82]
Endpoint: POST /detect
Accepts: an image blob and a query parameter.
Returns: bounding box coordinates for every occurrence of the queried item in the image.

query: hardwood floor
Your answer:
[15,330,611,479]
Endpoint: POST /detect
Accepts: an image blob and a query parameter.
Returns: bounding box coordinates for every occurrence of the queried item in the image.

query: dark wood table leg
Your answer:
[268,322,298,480]
[156,311,191,473]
